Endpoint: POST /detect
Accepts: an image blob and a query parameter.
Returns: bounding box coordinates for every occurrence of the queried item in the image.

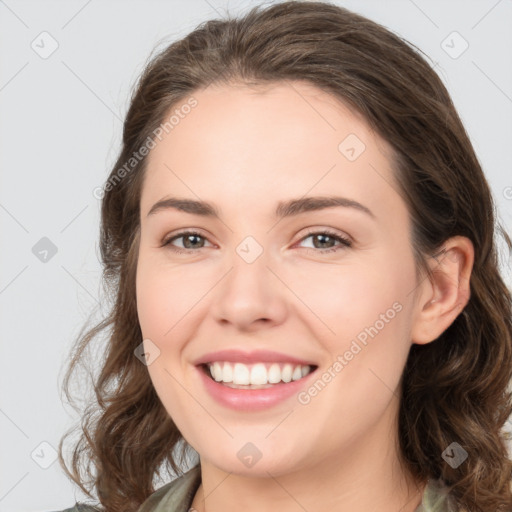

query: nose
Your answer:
[210,252,288,332]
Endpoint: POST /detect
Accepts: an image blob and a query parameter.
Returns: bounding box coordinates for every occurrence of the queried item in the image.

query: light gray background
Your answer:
[1,0,511,510]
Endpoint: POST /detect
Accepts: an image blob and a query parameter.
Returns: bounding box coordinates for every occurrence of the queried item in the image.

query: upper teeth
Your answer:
[208,362,312,385]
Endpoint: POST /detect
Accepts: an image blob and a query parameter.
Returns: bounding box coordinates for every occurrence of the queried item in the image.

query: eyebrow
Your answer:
[146,195,375,220]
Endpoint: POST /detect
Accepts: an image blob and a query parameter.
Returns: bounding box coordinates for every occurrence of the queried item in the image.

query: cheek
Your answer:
[136,270,170,340]
[287,258,405,348]
[294,271,412,445]
[288,250,415,411]
[299,256,414,407]
[135,260,200,427]
[136,254,205,340]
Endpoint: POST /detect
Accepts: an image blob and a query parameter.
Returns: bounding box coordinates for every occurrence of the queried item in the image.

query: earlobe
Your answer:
[411,236,474,345]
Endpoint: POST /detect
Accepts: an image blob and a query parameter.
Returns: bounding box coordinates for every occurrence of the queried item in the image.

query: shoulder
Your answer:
[55,465,201,512]
[138,464,202,512]
[415,478,458,512]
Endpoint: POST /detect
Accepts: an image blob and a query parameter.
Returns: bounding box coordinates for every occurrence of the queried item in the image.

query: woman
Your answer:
[57,2,512,511]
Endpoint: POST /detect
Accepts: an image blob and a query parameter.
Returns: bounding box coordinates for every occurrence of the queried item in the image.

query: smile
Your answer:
[205,361,315,388]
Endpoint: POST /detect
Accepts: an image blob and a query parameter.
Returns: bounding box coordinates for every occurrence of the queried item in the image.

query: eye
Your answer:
[161,231,212,252]
[161,229,352,255]
[295,229,352,254]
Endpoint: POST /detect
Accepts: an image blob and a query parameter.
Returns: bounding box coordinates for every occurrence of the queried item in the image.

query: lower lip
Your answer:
[197,365,316,411]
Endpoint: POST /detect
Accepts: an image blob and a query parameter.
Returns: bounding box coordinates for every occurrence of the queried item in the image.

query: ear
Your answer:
[411,236,474,345]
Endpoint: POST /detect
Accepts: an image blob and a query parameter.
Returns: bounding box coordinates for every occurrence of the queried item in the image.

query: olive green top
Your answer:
[56,464,457,511]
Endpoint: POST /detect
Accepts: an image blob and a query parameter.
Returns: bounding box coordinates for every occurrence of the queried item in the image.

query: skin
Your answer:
[136,81,474,512]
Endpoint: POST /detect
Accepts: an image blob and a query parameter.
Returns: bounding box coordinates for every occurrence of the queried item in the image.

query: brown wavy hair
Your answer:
[58,2,512,511]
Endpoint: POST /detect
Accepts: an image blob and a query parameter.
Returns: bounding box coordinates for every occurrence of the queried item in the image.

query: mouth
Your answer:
[193,349,320,410]
[199,361,318,389]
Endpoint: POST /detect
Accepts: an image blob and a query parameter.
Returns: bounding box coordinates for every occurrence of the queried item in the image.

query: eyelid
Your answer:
[161,228,214,248]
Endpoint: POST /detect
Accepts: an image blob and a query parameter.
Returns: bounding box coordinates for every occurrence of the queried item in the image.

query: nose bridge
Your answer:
[211,238,287,328]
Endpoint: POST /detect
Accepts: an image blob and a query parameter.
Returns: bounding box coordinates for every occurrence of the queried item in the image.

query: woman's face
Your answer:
[136,81,423,477]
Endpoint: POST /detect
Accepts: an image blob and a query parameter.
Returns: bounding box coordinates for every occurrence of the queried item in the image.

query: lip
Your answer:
[193,349,317,366]
[195,362,318,411]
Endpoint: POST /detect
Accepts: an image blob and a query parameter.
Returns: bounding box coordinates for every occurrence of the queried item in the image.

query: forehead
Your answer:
[140,80,401,219]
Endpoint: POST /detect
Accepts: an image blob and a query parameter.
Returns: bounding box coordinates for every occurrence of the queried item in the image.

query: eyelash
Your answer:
[161,229,352,255]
